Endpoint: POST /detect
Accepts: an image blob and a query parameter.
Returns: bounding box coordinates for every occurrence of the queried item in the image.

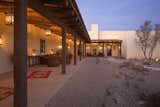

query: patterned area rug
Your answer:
[0,87,13,101]
[28,71,52,79]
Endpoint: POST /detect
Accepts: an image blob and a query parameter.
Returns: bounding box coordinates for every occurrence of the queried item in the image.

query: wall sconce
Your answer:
[0,36,3,46]
[31,49,37,56]
[68,39,72,42]
[68,46,71,49]
[45,30,52,36]
[98,46,102,50]
[77,41,80,45]
[119,46,121,50]
[5,13,14,25]
[155,58,159,62]
[86,47,90,49]
[50,49,54,54]
[57,45,62,49]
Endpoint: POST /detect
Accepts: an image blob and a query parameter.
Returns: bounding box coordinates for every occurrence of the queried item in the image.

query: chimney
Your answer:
[91,24,99,40]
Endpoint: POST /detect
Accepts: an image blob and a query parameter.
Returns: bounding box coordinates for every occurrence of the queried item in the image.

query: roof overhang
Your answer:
[0,0,90,42]
[89,39,123,43]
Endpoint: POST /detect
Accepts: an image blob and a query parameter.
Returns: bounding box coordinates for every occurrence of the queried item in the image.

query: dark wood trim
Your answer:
[62,28,66,74]
[74,34,77,65]
[14,0,28,107]
[79,40,82,61]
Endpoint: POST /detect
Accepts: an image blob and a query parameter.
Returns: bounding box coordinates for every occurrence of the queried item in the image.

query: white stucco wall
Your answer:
[27,24,61,56]
[89,24,99,40]
[0,13,14,74]
[88,24,160,59]
[0,13,64,74]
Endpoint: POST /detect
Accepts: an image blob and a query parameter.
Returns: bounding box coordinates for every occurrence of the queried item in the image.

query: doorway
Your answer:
[107,45,112,56]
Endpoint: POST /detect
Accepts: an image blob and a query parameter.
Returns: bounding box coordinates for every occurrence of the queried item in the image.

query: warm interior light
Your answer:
[45,30,52,36]
[155,58,159,62]
[68,46,71,49]
[99,46,102,50]
[31,49,37,56]
[50,49,54,54]
[119,46,121,50]
[0,35,3,46]
[77,41,80,45]
[68,39,72,42]
[86,47,90,49]
[5,13,14,25]
[58,45,62,49]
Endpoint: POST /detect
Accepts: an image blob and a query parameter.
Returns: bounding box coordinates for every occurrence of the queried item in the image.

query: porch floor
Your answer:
[0,57,160,107]
[0,58,83,107]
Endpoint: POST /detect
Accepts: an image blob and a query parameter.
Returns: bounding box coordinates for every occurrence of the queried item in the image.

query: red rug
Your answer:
[28,71,52,79]
[0,87,13,101]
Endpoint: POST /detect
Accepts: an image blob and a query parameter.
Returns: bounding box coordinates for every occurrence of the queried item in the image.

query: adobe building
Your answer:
[86,24,160,59]
[0,0,90,75]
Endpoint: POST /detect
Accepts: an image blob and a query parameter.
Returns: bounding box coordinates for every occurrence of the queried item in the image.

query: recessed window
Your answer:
[40,39,45,54]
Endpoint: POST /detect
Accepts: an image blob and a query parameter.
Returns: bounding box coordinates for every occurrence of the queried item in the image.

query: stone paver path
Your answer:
[46,58,118,107]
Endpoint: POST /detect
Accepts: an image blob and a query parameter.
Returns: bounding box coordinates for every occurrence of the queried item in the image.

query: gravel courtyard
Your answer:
[46,57,160,107]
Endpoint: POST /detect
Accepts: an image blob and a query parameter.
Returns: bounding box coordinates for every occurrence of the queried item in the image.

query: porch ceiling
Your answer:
[0,0,90,42]
[90,39,123,43]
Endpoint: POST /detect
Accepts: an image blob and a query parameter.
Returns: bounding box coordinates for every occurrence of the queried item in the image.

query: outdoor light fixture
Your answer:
[68,39,72,42]
[77,41,80,45]
[50,49,54,54]
[5,13,14,25]
[0,35,3,46]
[119,46,121,50]
[86,47,90,49]
[68,46,71,49]
[45,30,52,36]
[58,45,62,49]
[155,58,159,62]
[99,46,102,50]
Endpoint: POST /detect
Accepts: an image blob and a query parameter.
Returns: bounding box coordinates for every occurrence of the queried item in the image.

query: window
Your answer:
[40,39,45,53]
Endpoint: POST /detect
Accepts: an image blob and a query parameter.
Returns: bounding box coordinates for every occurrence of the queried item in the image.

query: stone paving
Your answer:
[46,57,160,107]
[46,57,118,107]
[1,57,160,107]
[0,62,80,107]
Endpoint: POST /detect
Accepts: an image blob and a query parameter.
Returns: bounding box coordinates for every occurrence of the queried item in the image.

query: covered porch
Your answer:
[0,0,90,107]
[86,39,122,57]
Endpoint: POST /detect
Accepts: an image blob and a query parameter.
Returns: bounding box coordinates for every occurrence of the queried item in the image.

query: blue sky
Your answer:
[77,0,160,30]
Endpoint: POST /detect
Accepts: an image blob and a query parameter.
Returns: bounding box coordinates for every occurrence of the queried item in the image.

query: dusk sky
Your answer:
[77,0,160,30]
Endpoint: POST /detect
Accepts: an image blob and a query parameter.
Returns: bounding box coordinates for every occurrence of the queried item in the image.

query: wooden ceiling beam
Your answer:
[28,22,52,28]
[43,0,69,8]
[43,0,67,5]
[61,17,79,22]
[51,7,72,12]
[27,17,51,23]
[28,21,52,27]
[54,10,74,17]
[0,1,13,6]
[58,14,77,19]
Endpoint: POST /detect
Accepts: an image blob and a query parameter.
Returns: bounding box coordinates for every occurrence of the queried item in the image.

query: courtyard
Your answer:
[1,57,160,107]
[0,0,160,107]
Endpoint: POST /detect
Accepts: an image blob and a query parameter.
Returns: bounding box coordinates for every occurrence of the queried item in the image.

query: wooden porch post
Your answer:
[83,41,85,58]
[103,43,105,57]
[14,0,28,107]
[84,43,86,57]
[62,28,66,74]
[74,35,77,65]
[80,40,82,61]
[120,42,122,57]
